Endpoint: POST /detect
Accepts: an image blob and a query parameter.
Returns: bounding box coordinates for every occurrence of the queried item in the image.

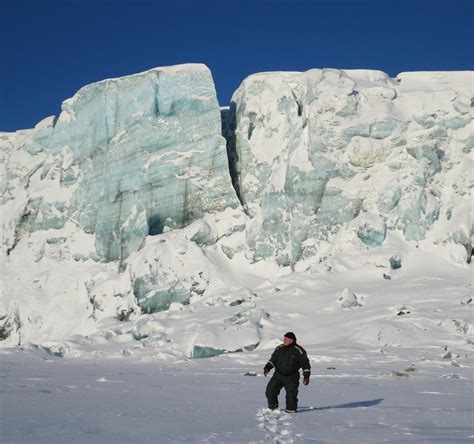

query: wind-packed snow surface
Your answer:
[1,341,473,443]
[0,64,472,442]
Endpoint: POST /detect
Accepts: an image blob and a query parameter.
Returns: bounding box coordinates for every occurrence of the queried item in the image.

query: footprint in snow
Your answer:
[256,408,297,443]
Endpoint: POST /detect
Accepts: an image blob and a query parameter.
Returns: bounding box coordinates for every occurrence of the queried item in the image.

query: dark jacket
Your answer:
[264,343,311,377]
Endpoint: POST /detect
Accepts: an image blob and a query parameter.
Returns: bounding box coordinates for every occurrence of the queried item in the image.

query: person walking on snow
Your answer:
[263,332,311,413]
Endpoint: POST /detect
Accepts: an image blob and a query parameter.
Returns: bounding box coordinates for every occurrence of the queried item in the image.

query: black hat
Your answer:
[284,332,296,341]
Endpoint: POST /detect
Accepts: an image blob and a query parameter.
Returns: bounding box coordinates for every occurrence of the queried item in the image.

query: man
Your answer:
[263,332,311,413]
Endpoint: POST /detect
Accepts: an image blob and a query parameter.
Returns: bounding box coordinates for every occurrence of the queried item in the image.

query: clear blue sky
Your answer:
[1,0,472,131]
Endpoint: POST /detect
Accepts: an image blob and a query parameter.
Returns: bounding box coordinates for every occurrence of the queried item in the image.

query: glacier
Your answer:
[0,64,472,360]
[2,64,239,264]
[227,69,472,265]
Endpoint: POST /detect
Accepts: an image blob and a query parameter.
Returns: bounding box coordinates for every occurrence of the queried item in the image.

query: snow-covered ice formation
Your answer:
[1,64,239,263]
[227,69,472,265]
[0,64,472,361]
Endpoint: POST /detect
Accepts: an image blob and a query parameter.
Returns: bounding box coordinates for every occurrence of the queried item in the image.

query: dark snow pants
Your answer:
[265,372,300,411]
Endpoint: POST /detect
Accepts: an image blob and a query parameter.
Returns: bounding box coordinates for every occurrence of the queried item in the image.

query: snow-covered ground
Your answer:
[1,254,472,443]
[1,341,472,443]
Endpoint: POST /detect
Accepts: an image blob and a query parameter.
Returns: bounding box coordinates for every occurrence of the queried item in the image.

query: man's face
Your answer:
[283,336,294,346]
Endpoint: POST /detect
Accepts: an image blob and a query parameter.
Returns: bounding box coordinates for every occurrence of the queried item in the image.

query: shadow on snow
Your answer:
[298,398,384,413]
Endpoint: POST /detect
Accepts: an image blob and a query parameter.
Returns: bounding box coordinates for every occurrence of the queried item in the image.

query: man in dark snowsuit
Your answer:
[263,332,311,413]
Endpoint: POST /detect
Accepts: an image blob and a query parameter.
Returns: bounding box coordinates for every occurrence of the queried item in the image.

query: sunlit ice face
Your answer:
[283,336,294,346]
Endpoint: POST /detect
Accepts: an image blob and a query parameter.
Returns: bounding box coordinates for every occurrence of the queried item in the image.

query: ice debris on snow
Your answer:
[191,345,226,359]
[355,213,387,247]
[126,232,212,313]
[396,306,411,316]
[460,295,472,305]
[389,254,402,270]
[337,288,361,309]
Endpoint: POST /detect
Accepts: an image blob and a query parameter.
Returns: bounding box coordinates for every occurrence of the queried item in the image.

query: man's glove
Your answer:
[303,376,310,385]
[263,368,269,377]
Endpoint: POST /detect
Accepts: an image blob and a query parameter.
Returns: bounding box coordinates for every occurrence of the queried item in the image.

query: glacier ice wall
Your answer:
[227,69,473,265]
[0,64,472,350]
[2,64,239,263]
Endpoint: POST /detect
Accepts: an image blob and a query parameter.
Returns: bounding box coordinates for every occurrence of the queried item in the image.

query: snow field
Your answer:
[1,341,472,443]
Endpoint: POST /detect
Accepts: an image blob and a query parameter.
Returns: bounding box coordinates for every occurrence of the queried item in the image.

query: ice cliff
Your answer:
[226,69,472,266]
[1,64,239,263]
[0,64,472,354]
